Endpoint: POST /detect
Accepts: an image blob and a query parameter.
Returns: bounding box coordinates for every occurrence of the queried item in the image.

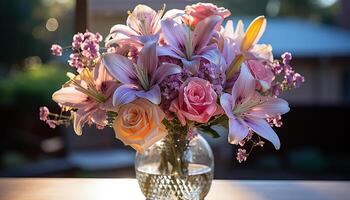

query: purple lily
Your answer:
[159,15,222,73]
[103,41,181,107]
[220,64,290,149]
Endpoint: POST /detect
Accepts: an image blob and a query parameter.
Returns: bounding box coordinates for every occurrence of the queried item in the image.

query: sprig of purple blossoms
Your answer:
[270,52,305,96]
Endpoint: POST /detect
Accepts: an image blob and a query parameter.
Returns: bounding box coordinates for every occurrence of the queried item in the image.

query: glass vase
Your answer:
[135,131,214,200]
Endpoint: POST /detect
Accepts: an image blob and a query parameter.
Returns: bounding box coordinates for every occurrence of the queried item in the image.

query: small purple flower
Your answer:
[236,148,248,163]
[72,33,84,48]
[197,60,225,95]
[272,84,282,96]
[160,73,182,118]
[272,62,283,75]
[282,52,292,65]
[68,53,83,69]
[81,40,100,59]
[46,120,58,129]
[267,115,283,127]
[51,44,63,56]
[68,30,103,69]
[95,32,103,42]
[293,73,304,88]
[39,106,49,121]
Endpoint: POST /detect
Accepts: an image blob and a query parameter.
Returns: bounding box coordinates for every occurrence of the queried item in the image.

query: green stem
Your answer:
[157,125,190,177]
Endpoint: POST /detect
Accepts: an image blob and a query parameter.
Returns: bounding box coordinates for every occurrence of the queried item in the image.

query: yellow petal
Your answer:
[226,54,245,80]
[240,16,266,51]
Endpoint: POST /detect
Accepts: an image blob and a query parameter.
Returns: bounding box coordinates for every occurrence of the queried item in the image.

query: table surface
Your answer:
[0,178,349,200]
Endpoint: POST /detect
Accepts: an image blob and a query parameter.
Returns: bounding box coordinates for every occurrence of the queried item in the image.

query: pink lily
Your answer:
[105,4,183,47]
[220,64,289,149]
[102,41,181,107]
[159,15,222,73]
[52,63,118,135]
[218,16,274,91]
[220,17,274,90]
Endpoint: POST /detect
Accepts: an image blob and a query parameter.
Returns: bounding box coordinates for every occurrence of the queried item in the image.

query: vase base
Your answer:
[136,163,213,200]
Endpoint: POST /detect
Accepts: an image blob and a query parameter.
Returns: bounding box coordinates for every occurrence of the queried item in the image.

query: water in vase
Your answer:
[136,163,213,200]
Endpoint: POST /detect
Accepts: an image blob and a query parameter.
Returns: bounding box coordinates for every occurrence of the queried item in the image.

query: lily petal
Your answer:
[198,45,221,65]
[161,18,186,49]
[235,20,244,40]
[138,41,157,75]
[223,20,234,39]
[151,63,181,85]
[245,115,281,150]
[135,85,161,105]
[249,97,290,118]
[108,24,138,38]
[93,62,114,91]
[105,24,138,47]
[240,16,266,51]
[228,118,249,144]
[52,87,88,107]
[127,4,156,34]
[73,105,95,135]
[90,109,108,127]
[250,44,273,61]
[136,35,159,44]
[192,15,221,51]
[102,53,136,84]
[113,84,139,107]
[158,46,185,59]
[182,58,200,74]
[220,93,234,118]
[163,8,184,22]
[231,64,256,105]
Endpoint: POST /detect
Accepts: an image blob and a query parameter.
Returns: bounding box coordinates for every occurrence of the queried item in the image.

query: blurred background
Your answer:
[0,0,350,180]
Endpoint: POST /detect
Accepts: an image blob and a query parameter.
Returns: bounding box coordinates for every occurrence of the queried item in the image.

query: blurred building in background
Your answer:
[0,0,350,180]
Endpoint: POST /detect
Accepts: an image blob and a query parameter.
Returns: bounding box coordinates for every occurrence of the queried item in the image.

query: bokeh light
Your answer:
[46,18,59,32]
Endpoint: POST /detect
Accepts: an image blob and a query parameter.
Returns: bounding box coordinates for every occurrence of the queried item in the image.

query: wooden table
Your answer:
[0,178,349,200]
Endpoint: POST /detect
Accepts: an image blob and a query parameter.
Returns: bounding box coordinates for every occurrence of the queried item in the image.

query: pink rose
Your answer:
[170,77,223,126]
[183,3,231,28]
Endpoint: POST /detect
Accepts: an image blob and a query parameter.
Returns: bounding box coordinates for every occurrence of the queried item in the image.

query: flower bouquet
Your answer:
[41,3,304,200]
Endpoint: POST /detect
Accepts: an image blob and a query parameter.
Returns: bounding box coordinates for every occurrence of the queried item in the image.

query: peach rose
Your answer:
[113,99,167,152]
[170,77,223,126]
[183,3,231,28]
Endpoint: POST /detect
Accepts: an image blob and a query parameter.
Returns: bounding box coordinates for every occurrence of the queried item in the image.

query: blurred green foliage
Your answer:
[0,64,68,110]
[0,0,74,67]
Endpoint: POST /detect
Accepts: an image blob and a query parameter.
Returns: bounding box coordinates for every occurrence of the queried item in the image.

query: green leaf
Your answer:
[197,126,221,138]
[211,124,228,135]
